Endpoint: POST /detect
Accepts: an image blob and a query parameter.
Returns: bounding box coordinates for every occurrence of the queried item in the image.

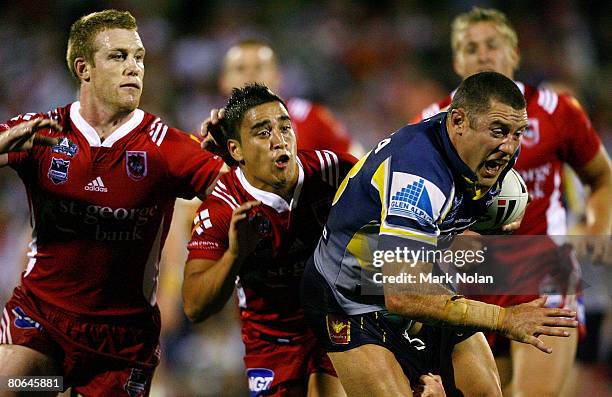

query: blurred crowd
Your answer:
[0,1,610,396]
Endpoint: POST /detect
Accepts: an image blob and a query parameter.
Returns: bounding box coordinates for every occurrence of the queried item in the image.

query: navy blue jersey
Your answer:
[312,113,516,314]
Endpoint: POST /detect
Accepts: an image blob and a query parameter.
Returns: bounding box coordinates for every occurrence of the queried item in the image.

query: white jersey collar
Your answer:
[70,102,144,148]
[235,157,304,213]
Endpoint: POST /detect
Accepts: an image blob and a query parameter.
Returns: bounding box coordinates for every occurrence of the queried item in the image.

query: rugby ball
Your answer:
[472,168,528,232]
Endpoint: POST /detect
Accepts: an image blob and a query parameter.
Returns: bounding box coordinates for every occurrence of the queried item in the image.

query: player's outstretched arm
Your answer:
[573,147,612,265]
[0,119,61,165]
[383,261,577,353]
[182,200,261,322]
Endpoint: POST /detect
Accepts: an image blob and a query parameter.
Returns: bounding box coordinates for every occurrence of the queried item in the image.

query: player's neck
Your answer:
[78,97,136,141]
[242,169,297,204]
[257,181,296,203]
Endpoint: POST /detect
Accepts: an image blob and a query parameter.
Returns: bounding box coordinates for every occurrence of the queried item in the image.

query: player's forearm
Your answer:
[385,293,505,333]
[382,260,504,332]
[0,127,20,155]
[585,180,612,234]
[182,251,245,322]
[577,147,612,234]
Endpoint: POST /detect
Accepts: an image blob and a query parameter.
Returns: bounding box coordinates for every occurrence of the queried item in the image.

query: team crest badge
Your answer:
[48,157,70,184]
[125,151,147,181]
[124,368,148,397]
[522,118,540,147]
[51,137,78,157]
[326,314,350,345]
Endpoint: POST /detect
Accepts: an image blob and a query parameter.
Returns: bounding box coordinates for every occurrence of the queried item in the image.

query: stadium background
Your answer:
[0,0,609,395]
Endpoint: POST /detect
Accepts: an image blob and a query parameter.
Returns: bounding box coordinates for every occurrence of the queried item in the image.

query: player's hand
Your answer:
[227,200,262,260]
[500,193,531,233]
[413,373,446,397]
[200,108,225,153]
[500,214,522,233]
[0,119,61,153]
[499,297,577,353]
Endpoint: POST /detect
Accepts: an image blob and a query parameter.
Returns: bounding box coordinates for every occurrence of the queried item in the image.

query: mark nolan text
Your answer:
[373,272,494,284]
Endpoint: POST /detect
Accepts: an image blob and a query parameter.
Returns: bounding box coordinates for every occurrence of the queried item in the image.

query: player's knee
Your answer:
[0,345,59,377]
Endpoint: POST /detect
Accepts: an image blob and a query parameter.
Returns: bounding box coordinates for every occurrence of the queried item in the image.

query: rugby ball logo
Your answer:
[472,169,528,231]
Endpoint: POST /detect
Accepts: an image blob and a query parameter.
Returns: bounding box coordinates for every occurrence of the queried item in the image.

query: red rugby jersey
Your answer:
[188,150,356,338]
[2,102,224,316]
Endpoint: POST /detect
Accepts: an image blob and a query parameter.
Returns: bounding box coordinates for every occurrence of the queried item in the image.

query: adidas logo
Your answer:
[85,177,108,192]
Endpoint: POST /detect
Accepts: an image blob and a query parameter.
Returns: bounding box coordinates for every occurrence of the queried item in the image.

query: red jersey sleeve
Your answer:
[0,112,48,168]
[555,94,601,168]
[160,130,224,199]
[299,149,358,191]
[187,195,233,261]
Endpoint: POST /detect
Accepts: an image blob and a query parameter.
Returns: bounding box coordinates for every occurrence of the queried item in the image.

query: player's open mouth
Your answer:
[482,159,506,177]
[274,154,291,169]
[120,83,140,90]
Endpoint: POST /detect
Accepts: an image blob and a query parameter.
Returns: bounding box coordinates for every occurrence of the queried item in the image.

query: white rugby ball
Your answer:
[472,168,529,232]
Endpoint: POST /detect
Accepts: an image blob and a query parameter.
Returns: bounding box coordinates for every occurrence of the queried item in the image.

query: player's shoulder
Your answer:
[139,111,195,147]
[298,149,356,188]
[525,83,588,119]
[522,83,563,116]
[299,149,356,168]
[205,169,244,211]
[376,119,454,192]
[530,85,559,115]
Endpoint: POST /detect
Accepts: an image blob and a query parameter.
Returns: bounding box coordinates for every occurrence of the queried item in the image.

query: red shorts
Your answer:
[242,327,336,396]
[0,286,160,396]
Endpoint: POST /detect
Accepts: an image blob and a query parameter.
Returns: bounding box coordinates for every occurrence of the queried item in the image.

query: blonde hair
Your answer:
[451,7,518,57]
[66,9,137,80]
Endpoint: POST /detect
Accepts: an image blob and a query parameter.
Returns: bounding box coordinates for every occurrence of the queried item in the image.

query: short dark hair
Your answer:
[211,83,287,166]
[219,83,288,144]
[449,71,525,123]
[66,9,137,80]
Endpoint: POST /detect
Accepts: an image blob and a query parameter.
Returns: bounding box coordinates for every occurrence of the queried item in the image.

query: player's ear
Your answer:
[450,108,467,135]
[227,139,244,163]
[74,57,90,82]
